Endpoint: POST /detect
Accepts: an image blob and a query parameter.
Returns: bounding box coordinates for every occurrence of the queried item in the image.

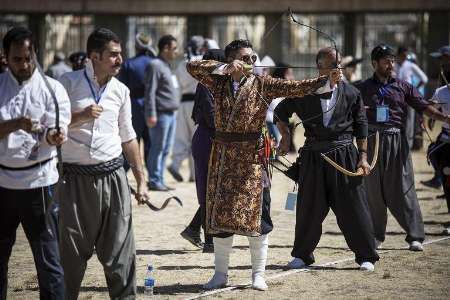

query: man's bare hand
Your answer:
[278,136,290,156]
[83,104,103,120]
[146,116,157,128]
[135,183,149,205]
[224,60,245,75]
[329,69,343,87]
[46,128,67,146]
[357,153,371,176]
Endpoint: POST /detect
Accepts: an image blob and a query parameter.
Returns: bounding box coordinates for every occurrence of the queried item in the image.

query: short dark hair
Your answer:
[2,27,35,57]
[87,28,121,56]
[315,47,339,68]
[158,35,177,52]
[224,39,253,59]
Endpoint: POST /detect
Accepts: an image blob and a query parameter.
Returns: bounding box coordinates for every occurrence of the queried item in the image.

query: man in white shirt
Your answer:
[396,46,429,149]
[57,28,148,299]
[0,27,70,300]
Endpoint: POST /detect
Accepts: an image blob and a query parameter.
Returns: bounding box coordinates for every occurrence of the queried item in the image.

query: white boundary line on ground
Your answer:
[184,236,450,300]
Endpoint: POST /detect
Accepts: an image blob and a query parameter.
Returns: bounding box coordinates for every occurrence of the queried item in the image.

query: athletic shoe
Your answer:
[163,184,175,191]
[409,241,424,251]
[443,227,450,235]
[421,176,442,189]
[286,257,306,269]
[359,261,375,272]
[180,227,203,248]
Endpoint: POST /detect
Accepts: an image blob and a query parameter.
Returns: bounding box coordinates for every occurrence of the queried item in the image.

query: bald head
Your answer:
[316,47,340,71]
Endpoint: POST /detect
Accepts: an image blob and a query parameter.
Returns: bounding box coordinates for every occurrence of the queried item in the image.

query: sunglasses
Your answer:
[240,54,258,64]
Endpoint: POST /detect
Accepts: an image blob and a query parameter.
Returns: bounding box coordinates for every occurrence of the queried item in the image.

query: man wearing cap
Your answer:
[168,36,207,182]
[358,44,450,251]
[119,33,156,176]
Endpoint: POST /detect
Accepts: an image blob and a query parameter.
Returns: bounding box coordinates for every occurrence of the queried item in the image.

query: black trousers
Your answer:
[0,185,65,300]
[292,143,379,265]
[428,137,450,212]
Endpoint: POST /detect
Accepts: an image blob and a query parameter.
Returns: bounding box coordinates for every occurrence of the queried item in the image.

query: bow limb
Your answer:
[32,52,63,176]
[320,153,363,176]
[320,131,380,177]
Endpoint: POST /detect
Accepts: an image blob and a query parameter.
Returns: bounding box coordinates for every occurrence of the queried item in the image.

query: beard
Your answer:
[12,68,33,83]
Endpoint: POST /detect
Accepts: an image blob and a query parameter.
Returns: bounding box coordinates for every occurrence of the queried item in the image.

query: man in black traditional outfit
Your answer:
[276,47,379,271]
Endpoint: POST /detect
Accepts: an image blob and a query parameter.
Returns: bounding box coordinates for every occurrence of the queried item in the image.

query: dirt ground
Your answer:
[6,125,450,299]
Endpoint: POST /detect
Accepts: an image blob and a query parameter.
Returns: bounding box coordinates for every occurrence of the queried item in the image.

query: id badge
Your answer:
[376,105,389,123]
[285,192,298,211]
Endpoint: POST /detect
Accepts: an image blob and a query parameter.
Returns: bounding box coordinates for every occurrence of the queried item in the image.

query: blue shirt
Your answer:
[118,52,154,104]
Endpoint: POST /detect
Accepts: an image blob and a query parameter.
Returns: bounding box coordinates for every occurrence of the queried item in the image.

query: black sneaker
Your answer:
[202,243,214,253]
[421,176,442,189]
[168,166,183,182]
[180,227,203,248]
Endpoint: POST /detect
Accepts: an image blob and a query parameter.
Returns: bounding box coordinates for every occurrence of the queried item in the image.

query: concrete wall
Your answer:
[1,0,450,14]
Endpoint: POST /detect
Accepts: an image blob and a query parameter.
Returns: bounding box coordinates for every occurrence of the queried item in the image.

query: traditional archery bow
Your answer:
[32,50,64,177]
[259,7,379,177]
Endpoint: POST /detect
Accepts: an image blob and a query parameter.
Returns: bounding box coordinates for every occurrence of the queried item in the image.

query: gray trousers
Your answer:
[57,167,136,300]
[365,130,425,243]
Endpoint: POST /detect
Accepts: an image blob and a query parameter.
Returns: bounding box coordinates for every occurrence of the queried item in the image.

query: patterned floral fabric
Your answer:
[187,60,328,236]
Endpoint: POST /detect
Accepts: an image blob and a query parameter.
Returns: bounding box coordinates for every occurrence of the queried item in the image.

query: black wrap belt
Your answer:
[214,131,261,143]
[302,134,354,152]
[63,155,124,176]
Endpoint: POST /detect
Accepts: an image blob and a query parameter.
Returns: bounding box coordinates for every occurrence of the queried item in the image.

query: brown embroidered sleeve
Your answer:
[186,60,224,92]
[261,74,329,100]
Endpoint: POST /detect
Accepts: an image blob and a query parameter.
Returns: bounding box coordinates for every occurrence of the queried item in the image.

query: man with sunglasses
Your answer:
[358,44,450,252]
[187,39,338,291]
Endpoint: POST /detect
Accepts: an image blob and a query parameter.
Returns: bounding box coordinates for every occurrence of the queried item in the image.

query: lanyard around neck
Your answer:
[84,70,107,104]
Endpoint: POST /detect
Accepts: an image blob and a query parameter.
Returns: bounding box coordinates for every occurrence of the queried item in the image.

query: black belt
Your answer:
[305,133,353,142]
[181,93,195,102]
[63,155,124,176]
[0,157,53,171]
[215,131,261,143]
[303,138,353,151]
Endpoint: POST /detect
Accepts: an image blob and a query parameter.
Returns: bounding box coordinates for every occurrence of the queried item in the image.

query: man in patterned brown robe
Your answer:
[187,39,336,291]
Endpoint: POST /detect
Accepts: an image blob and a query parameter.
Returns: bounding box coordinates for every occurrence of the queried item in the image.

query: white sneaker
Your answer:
[443,227,450,235]
[374,239,383,249]
[203,272,228,290]
[252,274,268,291]
[286,257,306,269]
[409,241,424,252]
[359,261,375,272]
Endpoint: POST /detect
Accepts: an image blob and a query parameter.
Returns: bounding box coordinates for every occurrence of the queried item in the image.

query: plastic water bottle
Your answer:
[144,264,155,296]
